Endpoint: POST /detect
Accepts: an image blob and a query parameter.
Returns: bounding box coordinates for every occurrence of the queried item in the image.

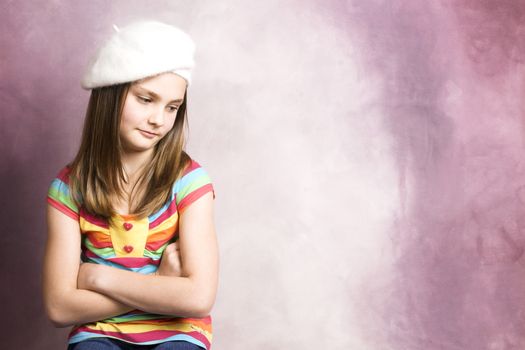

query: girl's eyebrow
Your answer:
[134,85,184,103]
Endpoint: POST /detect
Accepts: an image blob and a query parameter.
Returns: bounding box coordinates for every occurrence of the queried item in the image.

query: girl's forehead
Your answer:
[131,73,187,98]
[135,72,186,85]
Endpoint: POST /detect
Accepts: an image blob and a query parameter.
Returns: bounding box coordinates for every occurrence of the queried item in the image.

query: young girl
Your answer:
[42,20,218,350]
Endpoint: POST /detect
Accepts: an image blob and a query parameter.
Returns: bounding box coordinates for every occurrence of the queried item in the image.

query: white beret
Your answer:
[81,20,196,89]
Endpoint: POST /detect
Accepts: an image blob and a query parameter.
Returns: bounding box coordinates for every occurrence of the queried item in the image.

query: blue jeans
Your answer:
[67,338,203,350]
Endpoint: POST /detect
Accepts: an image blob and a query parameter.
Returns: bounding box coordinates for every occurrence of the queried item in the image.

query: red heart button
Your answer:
[123,245,134,253]
[123,222,133,231]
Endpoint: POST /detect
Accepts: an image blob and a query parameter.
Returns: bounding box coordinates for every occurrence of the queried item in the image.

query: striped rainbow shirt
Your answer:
[46,159,216,349]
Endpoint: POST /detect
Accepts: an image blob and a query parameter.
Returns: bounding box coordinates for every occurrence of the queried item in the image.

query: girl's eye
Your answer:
[168,106,179,112]
[138,96,152,103]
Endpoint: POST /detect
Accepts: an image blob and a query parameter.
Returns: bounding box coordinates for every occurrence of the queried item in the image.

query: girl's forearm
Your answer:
[48,288,135,328]
[86,264,207,318]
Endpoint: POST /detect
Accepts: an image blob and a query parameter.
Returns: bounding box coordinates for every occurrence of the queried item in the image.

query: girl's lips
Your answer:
[139,129,158,138]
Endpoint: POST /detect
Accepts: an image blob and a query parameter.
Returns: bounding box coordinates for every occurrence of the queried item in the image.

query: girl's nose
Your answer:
[148,108,165,126]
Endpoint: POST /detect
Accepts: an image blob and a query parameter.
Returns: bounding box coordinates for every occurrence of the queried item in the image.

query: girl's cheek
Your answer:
[128,99,145,112]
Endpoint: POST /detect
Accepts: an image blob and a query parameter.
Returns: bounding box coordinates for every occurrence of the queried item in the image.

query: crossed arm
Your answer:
[42,191,218,328]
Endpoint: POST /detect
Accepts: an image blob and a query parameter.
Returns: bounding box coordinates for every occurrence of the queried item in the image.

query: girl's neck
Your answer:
[121,149,153,183]
[114,150,153,215]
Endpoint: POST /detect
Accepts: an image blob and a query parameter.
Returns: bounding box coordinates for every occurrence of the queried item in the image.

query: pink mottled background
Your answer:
[1,1,525,349]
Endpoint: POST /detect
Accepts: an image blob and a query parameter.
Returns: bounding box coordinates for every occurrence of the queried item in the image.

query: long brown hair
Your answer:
[67,81,191,220]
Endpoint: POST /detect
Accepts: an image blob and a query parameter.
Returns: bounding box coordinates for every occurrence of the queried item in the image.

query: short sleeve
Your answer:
[175,160,216,214]
[46,166,80,221]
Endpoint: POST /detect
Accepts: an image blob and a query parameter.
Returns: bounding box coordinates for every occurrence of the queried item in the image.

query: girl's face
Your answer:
[119,72,187,155]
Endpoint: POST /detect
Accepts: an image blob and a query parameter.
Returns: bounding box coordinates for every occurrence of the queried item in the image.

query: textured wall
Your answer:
[1,1,525,349]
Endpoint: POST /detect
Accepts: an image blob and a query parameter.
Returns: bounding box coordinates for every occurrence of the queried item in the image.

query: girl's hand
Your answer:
[156,241,185,277]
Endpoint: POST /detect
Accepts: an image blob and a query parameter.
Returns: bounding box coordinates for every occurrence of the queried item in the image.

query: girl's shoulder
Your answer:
[52,164,73,183]
[47,164,79,220]
[181,157,204,175]
[173,158,216,213]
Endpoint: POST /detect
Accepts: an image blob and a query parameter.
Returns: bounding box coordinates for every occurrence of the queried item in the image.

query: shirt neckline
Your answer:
[116,213,137,220]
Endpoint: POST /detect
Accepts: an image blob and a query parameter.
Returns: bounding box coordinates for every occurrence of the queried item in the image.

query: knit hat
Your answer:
[81,20,196,89]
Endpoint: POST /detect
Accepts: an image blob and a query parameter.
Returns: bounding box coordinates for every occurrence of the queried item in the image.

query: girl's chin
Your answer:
[121,141,157,154]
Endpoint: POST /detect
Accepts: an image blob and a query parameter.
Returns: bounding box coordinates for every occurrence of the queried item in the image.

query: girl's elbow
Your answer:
[185,305,209,318]
[191,303,211,318]
[173,299,210,318]
[192,290,216,318]
[43,295,75,328]
[45,304,73,328]
[179,277,216,318]
[49,316,71,328]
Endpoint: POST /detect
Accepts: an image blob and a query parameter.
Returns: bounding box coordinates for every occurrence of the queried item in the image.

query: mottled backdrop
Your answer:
[1,1,525,349]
